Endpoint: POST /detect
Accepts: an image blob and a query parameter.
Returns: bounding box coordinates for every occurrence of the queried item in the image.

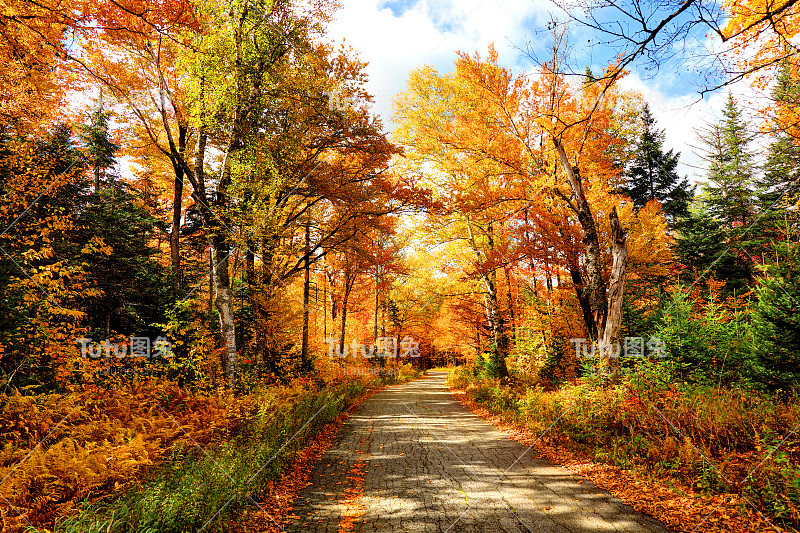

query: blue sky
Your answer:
[326,0,767,183]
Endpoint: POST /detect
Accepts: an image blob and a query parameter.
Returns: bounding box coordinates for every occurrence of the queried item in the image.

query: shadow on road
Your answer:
[287,371,670,533]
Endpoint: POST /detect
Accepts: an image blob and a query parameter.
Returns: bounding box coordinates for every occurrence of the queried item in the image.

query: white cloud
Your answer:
[326,0,550,131]
[618,70,769,185]
[326,0,774,186]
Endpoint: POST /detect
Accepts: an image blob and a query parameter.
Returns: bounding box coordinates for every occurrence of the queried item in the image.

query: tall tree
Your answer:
[80,184,171,342]
[747,62,800,255]
[395,39,671,374]
[624,103,693,220]
[674,207,753,296]
[760,63,800,207]
[76,0,363,383]
[750,238,800,391]
[700,94,757,230]
[78,104,119,191]
[0,123,102,388]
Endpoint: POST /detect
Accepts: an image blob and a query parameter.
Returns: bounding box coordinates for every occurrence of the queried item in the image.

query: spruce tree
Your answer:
[674,207,752,297]
[700,94,756,230]
[80,185,171,340]
[624,103,694,221]
[751,63,800,253]
[759,62,800,208]
[75,109,172,340]
[750,239,800,392]
[78,104,119,191]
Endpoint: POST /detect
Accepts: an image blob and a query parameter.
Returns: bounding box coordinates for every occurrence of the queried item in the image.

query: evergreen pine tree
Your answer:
[624,103,694,220]
[78,103,119,191]
[74,108,172,340]
[701,94,756,230]
[759,62,800,208]
[80,185,171,340]
[674,207,752,297]
[750,239,800,392]
[750,63,800,255]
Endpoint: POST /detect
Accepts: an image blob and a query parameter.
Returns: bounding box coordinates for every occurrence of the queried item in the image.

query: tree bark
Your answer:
[300,217,311,371]
[466,218,508,377]
[212,239,237,384]
[208,247,214,318]
[170,124,186,288]
[552,138,628,368]
[338,283,351,358]
[570,267,598,341]
[374,269,379,342]
[601,207,627,371]
[191,87,238,385]
[170,173,183,286]
[504,266,516,346]
[553,138,608,331]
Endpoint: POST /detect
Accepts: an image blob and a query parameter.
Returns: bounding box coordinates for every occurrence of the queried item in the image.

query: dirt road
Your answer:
[287,371,670,532]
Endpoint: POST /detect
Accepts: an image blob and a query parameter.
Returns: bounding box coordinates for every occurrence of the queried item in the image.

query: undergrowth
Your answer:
[0,360,420,532]
[55,382,365,533]
[449,364,800,528]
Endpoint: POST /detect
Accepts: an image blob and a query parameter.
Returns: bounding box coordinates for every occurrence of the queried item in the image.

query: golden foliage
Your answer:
[0,381,233,531]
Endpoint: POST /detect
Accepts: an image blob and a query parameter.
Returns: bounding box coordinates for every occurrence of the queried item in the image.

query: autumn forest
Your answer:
[2,0,800,531]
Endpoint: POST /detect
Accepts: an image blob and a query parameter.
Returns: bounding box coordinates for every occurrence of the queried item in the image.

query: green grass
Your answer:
[56,382,366,533]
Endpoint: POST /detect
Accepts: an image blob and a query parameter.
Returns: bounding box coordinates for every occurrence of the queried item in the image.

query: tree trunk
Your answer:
[374,269,379,342]
[203,8,273,384]
[381,292,386,336]
[552,138,628,369]
[212,238,237,384]
[545,259,553,291]
[601,207,627,372]
[300,218,311,371]
[194,102,238,385]
[338,291,349,357]
[170,125,186,288]
[246,241,255,291]
[553,138,608,332]
[245,235,256,359]
[208,247,214,317]
[570,267,598,341]
[504,266,516,347]
[465,218,508,377]
[170,173,183,286]
[486,273,503,352]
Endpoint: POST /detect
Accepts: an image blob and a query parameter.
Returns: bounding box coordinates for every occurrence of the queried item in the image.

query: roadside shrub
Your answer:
[653,286,752,387]
[55,382,365,533]
[749,241,800,393]
[537,338,574,388]
[455,367,800,528]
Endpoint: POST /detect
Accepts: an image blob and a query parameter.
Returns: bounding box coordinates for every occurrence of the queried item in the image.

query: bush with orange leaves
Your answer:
[0,379,236,530]
[0,361,421,533]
